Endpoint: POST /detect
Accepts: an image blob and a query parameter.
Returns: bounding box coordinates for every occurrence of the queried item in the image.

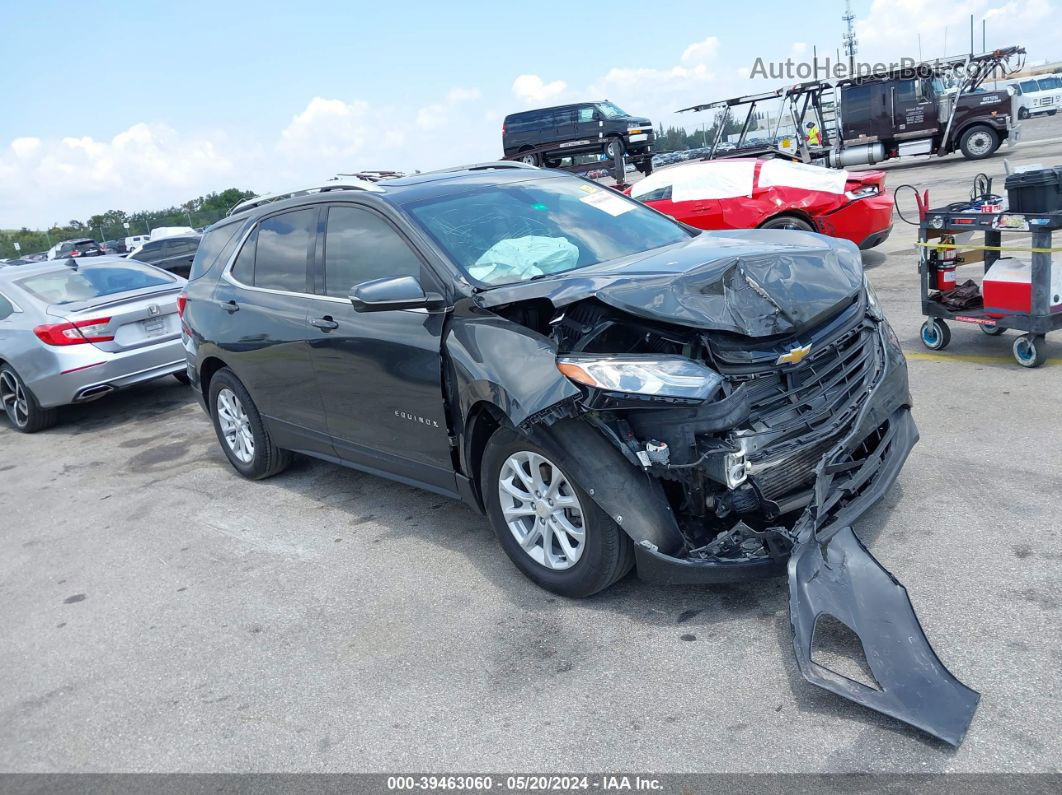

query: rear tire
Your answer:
[959,125,999,160]
[208,368,291,479]
[979,323,1006,336]
[0,365,58,433]
[517,150,541,166]
[760,215,815,232]
[481,426,633,598]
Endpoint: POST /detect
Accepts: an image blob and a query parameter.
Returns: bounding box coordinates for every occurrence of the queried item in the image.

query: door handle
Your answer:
[310,316,339,331]
[222,300,239,313]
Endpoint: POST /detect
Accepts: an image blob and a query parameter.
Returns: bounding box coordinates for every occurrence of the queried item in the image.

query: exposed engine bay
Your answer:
[493,294,887,567]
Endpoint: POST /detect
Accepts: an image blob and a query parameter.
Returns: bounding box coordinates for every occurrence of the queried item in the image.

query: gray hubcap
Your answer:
[498,451,585,570]
[216,387,255,464]
[0,371,29,427]
[967,132,992,156]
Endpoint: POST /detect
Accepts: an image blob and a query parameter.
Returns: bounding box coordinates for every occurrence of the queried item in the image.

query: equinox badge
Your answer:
[776,344,812,366]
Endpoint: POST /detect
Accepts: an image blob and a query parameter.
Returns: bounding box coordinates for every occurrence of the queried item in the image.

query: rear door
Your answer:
[211,207,329,449]
[305,202,455,494]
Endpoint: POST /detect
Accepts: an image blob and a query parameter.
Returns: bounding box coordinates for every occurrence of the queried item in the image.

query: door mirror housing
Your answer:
[349,275,446,312]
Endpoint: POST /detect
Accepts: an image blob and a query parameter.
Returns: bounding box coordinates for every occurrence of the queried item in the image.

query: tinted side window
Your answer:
[554,108,575,125]
[322,206,422,298]
[252,209,315,292]
[842,85,873,131]
[1020,80,1039,92]
[637,185,673,202]
[0,293,14,320]
[137,241,164,262]
[894,80,917,103]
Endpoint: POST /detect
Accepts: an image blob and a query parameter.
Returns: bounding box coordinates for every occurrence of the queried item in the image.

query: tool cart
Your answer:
[915,170,1062,368]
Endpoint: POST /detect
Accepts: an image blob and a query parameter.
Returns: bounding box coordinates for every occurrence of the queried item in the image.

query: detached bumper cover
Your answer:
[789,525,980,747]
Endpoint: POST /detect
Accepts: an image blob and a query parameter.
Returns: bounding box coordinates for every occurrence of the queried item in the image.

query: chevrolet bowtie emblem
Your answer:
[776,344,812,366]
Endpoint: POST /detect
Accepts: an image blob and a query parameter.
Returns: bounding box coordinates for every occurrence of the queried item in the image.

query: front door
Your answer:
[889,78,939,138]
[305,203,455,494]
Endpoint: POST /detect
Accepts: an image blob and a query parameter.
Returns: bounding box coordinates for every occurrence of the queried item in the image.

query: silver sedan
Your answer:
[0,257,187,432]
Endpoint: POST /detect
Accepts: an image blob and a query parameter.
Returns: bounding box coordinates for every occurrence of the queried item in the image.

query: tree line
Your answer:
[654,116,758,153]
[0,187,256,259]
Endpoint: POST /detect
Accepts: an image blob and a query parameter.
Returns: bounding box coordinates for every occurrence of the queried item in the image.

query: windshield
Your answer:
[1038,77,1060,90]
[404,177,690,286]
[17,263,177,304]
[596,101,629,119]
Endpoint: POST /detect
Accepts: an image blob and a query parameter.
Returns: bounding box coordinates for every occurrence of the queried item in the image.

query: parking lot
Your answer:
[2,117,1061,774]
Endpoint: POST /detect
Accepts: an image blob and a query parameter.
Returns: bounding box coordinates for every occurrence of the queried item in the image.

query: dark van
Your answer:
[503,101,655,175]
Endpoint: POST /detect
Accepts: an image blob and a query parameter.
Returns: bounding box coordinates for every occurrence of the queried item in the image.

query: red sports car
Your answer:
[627,157,894,249]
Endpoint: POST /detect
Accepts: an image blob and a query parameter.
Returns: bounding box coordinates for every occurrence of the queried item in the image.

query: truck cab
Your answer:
[838,75,1015,161]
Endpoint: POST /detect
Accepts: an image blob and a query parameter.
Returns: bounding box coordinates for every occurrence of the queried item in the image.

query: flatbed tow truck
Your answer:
[680,47,1026,168]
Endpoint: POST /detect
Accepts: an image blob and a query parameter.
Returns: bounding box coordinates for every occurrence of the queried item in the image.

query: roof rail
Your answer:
[416,161,540,176]
[226,180,384,217]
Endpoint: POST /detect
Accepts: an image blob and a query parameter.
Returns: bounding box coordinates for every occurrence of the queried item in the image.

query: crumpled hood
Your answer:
[477,229,864,337]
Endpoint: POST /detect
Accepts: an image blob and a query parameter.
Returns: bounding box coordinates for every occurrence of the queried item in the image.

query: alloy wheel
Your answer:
[498,450,585,570]
[0,371,29,428]
[216,387,255,464]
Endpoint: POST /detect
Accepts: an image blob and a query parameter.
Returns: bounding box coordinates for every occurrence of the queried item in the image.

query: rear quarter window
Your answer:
[189,222,244,281]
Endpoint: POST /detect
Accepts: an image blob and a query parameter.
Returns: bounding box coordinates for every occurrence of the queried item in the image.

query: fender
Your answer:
[444,308,684,555]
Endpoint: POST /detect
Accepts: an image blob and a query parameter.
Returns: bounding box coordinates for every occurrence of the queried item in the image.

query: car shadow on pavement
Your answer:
[44,379,200,437]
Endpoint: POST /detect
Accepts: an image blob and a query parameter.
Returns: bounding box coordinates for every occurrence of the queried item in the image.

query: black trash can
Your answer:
[1005,167,1062,213]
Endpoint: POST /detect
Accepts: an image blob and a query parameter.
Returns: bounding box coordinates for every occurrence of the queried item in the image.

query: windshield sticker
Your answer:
[580,190,635,217]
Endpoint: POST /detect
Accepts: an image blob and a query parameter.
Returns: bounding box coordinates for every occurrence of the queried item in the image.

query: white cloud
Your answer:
[681,36,720,65]
[512,74,567,104]
[791,42,808,56]
[415,86,482,131]
[10,137,41,159]
[855,0,1054,61]
[0,123,235,226]
[279,97,372,157]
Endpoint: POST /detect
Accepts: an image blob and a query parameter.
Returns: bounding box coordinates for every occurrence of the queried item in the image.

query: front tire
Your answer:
[1018,107,1030,120]
[481,427,633,598]
[959,125,999,160]
[0,365,58,433]
[517,150,541,166]
[208,368,291,479]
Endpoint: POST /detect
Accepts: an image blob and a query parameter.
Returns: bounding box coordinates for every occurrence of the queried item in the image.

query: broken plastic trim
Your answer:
[789,527,980,746]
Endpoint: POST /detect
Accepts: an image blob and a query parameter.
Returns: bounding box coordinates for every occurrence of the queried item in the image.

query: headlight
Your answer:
[863,273,883,320]
[556,355,722,401]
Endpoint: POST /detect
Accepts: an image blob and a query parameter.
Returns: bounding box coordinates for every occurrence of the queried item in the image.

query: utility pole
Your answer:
[970,14,974,57]
[842,0,857,73]
[918,33,922,62]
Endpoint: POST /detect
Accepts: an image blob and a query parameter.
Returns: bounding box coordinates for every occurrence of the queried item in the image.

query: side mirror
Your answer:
[349,275,446,313]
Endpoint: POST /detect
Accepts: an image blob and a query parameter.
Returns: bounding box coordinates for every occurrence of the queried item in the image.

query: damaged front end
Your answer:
[463,234,977,745]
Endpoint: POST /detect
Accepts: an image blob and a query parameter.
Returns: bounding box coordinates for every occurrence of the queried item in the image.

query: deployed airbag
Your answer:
[470,236,579,284]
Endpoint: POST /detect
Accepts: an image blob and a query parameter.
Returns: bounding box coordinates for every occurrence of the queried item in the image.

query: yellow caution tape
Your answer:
[914,242,1062,254]
[906,351,1060,366]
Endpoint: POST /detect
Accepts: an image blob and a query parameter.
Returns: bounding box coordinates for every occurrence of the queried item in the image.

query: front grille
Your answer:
[740,323,882,500]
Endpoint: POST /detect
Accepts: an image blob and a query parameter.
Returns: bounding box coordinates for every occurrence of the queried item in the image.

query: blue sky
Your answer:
[1,0,1056,227]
